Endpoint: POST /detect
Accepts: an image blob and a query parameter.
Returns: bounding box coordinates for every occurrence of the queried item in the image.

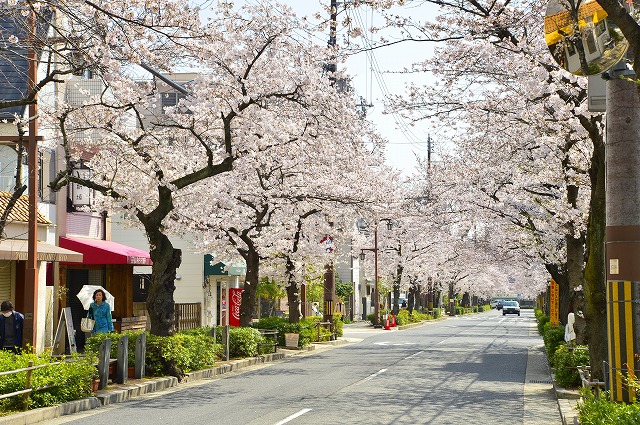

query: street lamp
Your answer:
[359,218,392,328]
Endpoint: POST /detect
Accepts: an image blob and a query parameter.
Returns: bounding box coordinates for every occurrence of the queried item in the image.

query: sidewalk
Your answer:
[0,340,346,425]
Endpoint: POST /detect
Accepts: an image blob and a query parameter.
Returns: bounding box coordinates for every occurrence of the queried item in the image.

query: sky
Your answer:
[237,0,441,174]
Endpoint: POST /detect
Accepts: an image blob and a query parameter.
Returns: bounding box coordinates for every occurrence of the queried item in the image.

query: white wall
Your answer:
[109,215,207,325]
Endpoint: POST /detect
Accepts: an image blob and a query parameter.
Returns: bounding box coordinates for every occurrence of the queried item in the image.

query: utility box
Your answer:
[588,75,606,112]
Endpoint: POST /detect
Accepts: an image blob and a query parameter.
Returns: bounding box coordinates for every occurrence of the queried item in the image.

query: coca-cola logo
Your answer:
[231,290,243,321]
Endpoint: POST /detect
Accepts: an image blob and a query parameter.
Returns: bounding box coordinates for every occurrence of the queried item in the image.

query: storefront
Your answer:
[59,236,151,350]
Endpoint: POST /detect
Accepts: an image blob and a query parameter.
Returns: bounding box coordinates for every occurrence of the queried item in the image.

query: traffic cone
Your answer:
[384,314,390,330]
[391,314,396,327]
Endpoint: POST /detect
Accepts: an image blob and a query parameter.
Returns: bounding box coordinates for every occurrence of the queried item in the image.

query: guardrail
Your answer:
[577,365,606,397]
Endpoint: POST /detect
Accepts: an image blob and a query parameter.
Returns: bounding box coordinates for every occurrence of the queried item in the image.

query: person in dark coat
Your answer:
[0,301,24,353]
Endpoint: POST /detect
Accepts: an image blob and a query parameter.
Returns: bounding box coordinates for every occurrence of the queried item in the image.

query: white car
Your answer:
[502,300,520,316]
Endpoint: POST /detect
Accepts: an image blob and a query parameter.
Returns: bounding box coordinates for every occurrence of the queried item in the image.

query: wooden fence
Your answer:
[0,361,61,410]
[174,303,201,332]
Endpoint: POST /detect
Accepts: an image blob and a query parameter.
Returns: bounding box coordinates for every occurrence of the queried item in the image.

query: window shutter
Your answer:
[0,261,12,301]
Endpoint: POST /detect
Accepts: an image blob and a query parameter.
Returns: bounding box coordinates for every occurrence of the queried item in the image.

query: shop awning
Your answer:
[0,239,83,262]
[204,255,246,276]
[59,237,152,265]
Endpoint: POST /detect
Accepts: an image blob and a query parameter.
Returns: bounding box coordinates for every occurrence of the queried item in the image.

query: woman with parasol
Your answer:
[87,289,114,334]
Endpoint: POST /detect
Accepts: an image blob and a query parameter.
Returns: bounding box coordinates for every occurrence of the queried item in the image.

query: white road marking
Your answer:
[374,341,417,346]
[273,408,312,425]
[403,350,424,360]
[362,368,387,382]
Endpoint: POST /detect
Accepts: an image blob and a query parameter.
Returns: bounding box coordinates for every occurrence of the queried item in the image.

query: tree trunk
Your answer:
[392,264,402,316]
[566,228,587,343]
[407,276,418,314]
[239,247,260,327]
[144,224,181,336]
[286,284,301,322]
[284,256,301,323]
[462,292,470,308]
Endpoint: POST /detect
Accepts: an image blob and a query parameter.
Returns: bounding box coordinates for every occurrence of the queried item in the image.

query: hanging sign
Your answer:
[229,288,243,327]
[72,168,92,206]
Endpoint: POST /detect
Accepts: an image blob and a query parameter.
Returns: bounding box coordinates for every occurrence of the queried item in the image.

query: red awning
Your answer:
[59,237,152,265]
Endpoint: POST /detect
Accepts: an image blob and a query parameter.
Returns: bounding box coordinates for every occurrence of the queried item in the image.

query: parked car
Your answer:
[502,300,520,316]
[495,300,505,310]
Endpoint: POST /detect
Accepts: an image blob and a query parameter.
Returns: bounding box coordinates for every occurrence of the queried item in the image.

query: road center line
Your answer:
[404,350,424,360]
[273,408,312,425]
[363,368,387,382]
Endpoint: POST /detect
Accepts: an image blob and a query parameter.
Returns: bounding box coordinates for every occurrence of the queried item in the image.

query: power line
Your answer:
[350,6,430,151]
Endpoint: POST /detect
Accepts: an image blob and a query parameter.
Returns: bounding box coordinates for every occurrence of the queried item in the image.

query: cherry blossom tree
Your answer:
[42,1,382,336]
[186,120,394,326]
[346,0,608,377]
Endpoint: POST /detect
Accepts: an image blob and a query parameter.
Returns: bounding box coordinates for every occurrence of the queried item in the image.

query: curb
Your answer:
[96,376,178,405]
[0,397,101,425]
[557,398,580,425]
[554,384,581,425]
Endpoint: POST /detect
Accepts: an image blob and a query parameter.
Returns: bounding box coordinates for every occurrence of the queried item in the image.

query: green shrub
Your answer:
[145,331,218,378]
[432,308,442,319]
[0,351,95,412]
[536,312,550,335]
[332,313,343,337]
[221,327,262,357]
[251,317,316,347]
[396,309,410,325]
[578,387,640,425]
[553,345,590,388]
[542,323,566,367]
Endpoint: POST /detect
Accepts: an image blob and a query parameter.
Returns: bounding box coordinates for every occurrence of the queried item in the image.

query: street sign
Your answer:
[550,279,559,327]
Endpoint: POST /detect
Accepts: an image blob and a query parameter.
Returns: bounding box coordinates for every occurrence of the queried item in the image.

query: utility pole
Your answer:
[604,62,640,403]
[24,10,40,350]
[322,0,338,323]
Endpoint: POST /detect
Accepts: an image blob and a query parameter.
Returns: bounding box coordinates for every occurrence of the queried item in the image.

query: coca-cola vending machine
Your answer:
[229,288,243,327]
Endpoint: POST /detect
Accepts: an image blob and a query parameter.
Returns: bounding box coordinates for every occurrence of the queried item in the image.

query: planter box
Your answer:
[284,333,299,349]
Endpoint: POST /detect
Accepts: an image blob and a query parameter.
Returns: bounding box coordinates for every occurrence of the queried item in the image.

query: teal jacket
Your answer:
[87,302,114,333]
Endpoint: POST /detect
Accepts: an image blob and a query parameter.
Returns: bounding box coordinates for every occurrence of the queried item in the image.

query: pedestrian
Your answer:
[401,300,407,309]
[0,300,24,353]
[87,289,114,334]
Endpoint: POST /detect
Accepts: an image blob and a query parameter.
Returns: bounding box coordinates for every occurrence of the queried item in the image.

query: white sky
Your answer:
[236,0,441,174]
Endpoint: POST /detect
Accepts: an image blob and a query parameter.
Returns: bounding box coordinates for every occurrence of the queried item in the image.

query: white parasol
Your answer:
[76,285,115,312]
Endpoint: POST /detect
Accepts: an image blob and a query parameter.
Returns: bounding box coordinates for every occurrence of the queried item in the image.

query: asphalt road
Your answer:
[50,309,561,425]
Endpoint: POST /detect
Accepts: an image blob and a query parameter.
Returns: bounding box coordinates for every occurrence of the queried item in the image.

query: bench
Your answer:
[121,316,147,332]
[257,329,278,354]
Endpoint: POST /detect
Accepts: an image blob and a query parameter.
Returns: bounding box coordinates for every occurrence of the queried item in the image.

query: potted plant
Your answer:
[284,332,299,348]
[91,370,100,393]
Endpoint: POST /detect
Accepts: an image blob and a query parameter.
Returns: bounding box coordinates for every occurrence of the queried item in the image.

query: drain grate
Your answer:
[529,380,553,384]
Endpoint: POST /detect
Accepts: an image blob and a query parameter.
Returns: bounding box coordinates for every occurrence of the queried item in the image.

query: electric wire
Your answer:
[243,0,436,149]
[351,6,430,150]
